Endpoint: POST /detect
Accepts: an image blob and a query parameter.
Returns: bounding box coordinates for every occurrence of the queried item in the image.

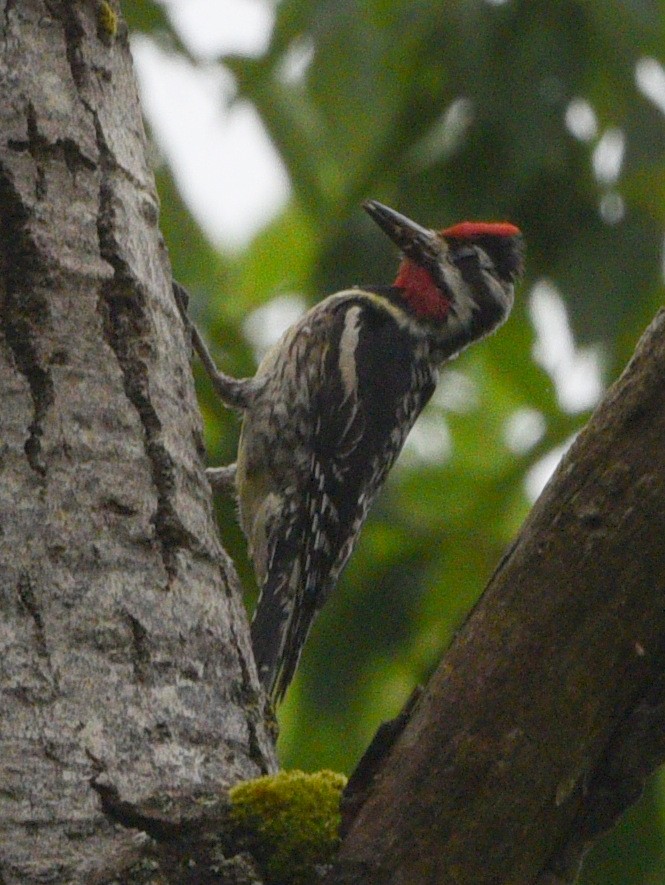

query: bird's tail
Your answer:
[250,552,320,705]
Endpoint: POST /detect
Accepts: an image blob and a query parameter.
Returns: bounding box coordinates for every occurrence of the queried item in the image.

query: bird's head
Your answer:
[363,200,524,346]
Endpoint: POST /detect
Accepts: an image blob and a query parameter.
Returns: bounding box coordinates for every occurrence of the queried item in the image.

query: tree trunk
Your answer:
[327,309,665,884]
[0,3,276,883]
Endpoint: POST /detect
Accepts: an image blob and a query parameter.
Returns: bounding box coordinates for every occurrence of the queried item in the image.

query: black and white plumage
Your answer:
[241,289,440,699]
[177,201,524,703]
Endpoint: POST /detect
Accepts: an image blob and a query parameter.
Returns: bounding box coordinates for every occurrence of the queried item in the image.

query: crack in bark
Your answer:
[126,610,151,684]
[92,779,185,842]
[1,98,97,477]
[52,0,87,92]
[1,0,18,42]
[98,278,193,579]
[102,496,140,517]
[16,572,48,659]
[15,571,59,702]
[1,97,97,478]
[0,159,54,476]
[89,779,263,884]
[8,102,97,179]
[93,117,195,581]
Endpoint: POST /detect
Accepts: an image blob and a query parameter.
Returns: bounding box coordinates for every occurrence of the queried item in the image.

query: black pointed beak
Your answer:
[363,200,440,262]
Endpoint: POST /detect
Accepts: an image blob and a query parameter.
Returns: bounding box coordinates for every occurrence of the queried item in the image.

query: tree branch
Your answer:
[328,309,665,884]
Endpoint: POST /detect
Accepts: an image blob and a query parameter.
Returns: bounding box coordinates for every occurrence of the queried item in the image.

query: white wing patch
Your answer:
[338,306,362,401]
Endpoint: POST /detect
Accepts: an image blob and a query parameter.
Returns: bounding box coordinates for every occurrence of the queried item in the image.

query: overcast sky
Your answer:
[132,0,288,249]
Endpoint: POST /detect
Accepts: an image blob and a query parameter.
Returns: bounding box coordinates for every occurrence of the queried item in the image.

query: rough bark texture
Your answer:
[0,3,276,883]
[328,309,665,884]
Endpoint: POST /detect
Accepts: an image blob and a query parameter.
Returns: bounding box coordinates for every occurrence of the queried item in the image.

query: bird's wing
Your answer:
[251,292,437,701]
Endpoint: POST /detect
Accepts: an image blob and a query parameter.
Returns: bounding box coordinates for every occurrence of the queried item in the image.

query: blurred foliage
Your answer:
[125,1,665,881]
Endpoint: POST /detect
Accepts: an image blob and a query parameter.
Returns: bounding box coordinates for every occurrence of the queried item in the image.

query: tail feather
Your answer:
[269,601,317,703]
[250,575,291,698]
[250,547,322,703]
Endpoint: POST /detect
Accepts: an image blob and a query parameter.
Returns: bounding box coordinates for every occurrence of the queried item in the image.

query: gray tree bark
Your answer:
[0,3,276,883]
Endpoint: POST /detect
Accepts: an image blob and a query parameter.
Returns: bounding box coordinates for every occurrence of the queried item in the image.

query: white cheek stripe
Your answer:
[440,262,476,327]
[338,305,362,401]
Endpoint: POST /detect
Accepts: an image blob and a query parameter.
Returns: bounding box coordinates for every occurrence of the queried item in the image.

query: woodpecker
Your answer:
[175,201,524,704]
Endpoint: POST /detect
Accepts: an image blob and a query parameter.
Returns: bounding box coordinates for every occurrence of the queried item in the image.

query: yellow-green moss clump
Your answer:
[228,769,347,885]
[97,1,118,40]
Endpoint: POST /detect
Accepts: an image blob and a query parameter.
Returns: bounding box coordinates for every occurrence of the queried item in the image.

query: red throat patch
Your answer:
[394,258,449,322]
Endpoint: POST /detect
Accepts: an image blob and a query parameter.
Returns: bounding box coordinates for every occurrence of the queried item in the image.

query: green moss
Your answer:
[228,770,347,885]
[97,1,118,41]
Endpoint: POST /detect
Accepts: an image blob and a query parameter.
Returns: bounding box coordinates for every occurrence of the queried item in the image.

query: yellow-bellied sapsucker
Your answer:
[176,201,524,703]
